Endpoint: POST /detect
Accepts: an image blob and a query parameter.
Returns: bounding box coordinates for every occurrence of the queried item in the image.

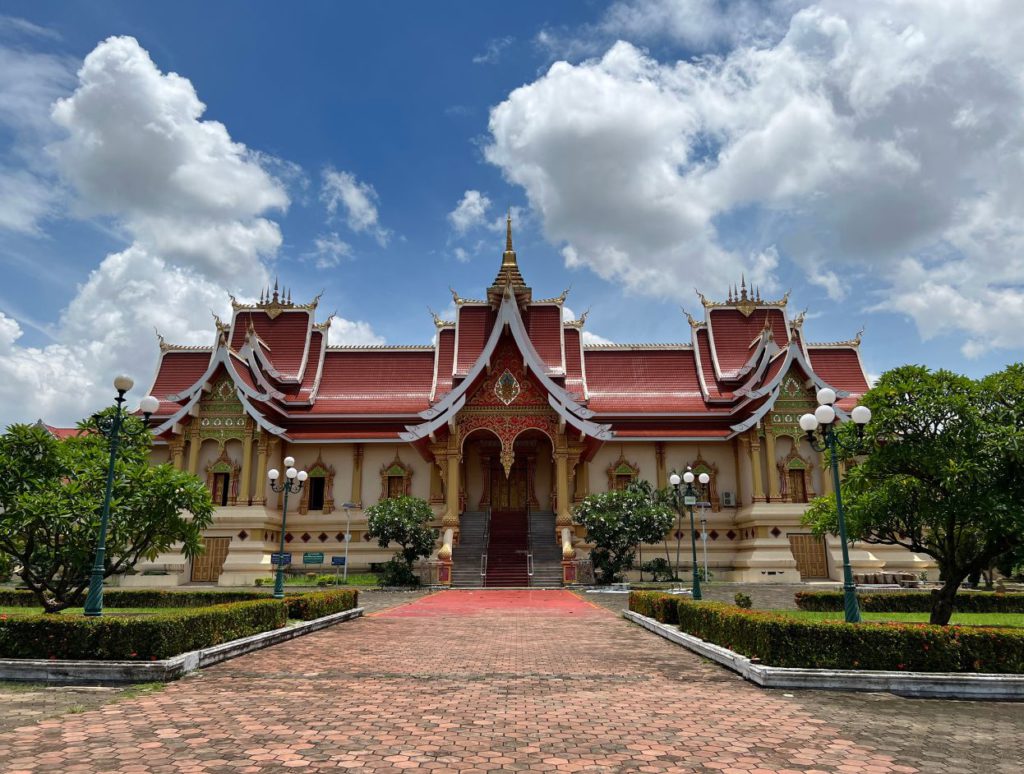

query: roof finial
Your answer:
[272,277,279,303]
[740,273,747,301]
[505,208,513,253]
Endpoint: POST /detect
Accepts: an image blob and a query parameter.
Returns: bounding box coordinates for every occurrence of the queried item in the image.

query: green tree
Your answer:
[0,415,214,613]
[574,481,675,585]
[804,364,1024,625]
[365,495,437,585]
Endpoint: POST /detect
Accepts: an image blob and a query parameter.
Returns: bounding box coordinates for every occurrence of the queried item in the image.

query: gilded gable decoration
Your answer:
[778,446,816,503]
[299,452,336,515]
[606,452,640,491]
[494,370,521,405]
[197,378,248,448]
[380,452,413,499]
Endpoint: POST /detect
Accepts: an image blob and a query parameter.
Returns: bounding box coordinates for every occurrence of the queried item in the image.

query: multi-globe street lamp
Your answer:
[267,457,307,599]
[799,387,872,624]
[669,468,710,600]
[84,376,159,617]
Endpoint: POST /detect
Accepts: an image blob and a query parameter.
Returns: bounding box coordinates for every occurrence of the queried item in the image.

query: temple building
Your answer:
[135,218,928,586]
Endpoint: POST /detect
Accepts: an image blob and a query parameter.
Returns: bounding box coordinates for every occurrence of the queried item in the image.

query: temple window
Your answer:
[379,453,413,500]
[212,472,230,507]
[606,453,640,492]
[205,448,241,507]
[308,476,326,511]
[298,453,336,515]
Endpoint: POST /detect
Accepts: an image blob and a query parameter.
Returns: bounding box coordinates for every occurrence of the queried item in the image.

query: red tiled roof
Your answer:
[694,329,732,400]
[808,347,869,409]
[232,309,312,381]
[274,330,325,402]
[563,328,586,399]
[707,308,788,377]
[525,305,563,372]
[44,424,81,440]
[293,350,435,414]
[584,349,707,413]
[434,328,455,398]
[150,350,211,414]
[454,306,495,374]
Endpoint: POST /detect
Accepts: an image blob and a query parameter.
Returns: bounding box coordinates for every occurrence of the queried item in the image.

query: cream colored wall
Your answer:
[150,446,171,465]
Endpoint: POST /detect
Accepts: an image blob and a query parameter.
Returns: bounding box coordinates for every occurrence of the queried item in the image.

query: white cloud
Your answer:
[448,189,491,234]
[326,317,385,346]
[562,305,613,345]
[453,246,470,263]
[489,1,1024,355]
[0,36,379,427]
[473,36,514,65]
[321,167,389,245]
[310,232,352,269]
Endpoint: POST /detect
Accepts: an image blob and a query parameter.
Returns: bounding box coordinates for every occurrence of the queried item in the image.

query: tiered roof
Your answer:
[146,224,870,449]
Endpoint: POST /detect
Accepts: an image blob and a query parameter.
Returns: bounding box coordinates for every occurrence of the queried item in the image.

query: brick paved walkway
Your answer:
[0,589,1020,773]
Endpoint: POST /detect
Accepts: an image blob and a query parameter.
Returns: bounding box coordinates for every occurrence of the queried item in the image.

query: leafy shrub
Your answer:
[285,589,358,621]
[628,591,679,624]
[377,557,420,587]
[0,589,272,609]
[0,553,12,582]
[641,558,676,582]
[0,598,287,660]
[795,590,1024,614]
[629,592,1024,673]
[734,592,752,609]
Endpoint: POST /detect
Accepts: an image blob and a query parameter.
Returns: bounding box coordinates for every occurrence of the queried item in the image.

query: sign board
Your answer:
[270,553,292,565]
[683,495,697,506]
[697,501,712,509]
[331,556,347,567]
[303,552,325,565]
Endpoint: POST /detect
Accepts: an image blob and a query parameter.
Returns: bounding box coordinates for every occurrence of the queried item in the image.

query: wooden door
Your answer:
[788,470,807,503]
[788,534,828,579]
[387,475,405,499]
[491,465,528,510]
[191,537,231,583]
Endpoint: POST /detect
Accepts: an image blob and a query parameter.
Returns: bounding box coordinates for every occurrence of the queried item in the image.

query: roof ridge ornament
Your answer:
[681,307,701,329]
[697,282,791,316]
[428,306,454,328]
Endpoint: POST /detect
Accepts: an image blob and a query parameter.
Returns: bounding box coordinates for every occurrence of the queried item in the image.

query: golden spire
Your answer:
[502,208,516,266]
[489,208,530,303]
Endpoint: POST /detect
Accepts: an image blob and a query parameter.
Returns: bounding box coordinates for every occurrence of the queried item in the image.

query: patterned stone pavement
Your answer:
[0,589,1020,773]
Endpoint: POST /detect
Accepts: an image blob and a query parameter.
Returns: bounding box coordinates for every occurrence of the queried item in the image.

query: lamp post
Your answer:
[799,388,872,624]
[84,377,159,617]
[669,469,710,600]
[268,456,307,599]
[699,504,709,584]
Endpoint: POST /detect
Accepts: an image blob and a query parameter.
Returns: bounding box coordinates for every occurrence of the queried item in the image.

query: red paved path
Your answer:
[0,590,922,773]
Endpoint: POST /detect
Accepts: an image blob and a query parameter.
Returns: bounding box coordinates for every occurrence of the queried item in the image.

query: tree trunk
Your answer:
[929,576,964,625]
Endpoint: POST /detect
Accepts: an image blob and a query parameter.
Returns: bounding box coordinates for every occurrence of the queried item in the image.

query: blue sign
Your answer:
[331,556,346,567]
[270,553,292,565]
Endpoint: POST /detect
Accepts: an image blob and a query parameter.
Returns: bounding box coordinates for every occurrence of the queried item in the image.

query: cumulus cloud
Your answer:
[0,36,379,426]
[448,189,492,234]
[326,317,385,347]
[490,0,1024,356]
[309,232,352,269]
[321,167,389,245]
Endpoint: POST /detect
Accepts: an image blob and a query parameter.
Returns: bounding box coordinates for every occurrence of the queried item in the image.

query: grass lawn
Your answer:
[0,606,197,617]
[256,572,379,588]
[776,610,1024,627]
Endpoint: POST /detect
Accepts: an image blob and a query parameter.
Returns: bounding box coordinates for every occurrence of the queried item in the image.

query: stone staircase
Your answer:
[528,510,564,587]
[486,511,530,587]
[451,511,487,588]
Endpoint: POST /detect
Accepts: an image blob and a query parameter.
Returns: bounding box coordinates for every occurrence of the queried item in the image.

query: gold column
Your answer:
[555,451,571,527]
[350,443,364,507]
[574,460,589,501]
[239,425,254,504]
[733,437,744,506]
[443,447,461,529]
[655,442,667,490]
[764,431,780,501]
[749,430,765,502]
[170,437,185,470]
[187,431,201,475]
[254,433,268,505]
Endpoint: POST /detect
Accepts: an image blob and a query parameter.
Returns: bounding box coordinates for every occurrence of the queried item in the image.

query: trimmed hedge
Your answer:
[0,598,287,660]
[0,589,271,609]
[795,590,1024,614]
[629,590,681,625]
[285,589,359,621]
[628,592,1024,674]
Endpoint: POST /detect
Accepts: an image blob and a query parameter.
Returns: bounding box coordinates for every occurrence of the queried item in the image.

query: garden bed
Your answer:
[629,591,1024,674]
[794,590,1024,614]
[0,589,358,661]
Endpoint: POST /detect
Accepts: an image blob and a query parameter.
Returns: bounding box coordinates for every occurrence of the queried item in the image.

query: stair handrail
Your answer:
[480,507,491,585]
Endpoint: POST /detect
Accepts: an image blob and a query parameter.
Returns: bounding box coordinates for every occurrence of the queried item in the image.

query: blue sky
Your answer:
[0,1,1022,425]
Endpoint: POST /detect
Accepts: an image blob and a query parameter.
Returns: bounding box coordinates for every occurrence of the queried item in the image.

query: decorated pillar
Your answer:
[239,422,254,505]
[764,430,781,501]
[187,430,201,475]
[443,447,461,529]
[733,437,744,506]
[749,429,766,502]
[350,443,364,508]
[554,450,571,527]
[655,442,667,490]
[170,436,185,471]
[574,460,589,502]
[254,432,268,505]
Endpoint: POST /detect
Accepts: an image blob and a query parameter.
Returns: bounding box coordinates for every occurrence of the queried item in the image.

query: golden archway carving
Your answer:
[205,447,241,506]
[299,452,336,515]
[606,452,640,491]
[380,452,413,500]
[777,445,816,503]
[457,411,559,478]
[687,453,721,512]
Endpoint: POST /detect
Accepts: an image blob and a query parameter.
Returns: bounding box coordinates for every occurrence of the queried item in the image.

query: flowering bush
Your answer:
[365,496,437,584]
[629,592,1024,673]
[575,482,674,584]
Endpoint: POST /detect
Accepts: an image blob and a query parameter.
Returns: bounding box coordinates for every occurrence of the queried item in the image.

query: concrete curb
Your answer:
[623,610,1024,700]
[0,607,364,685]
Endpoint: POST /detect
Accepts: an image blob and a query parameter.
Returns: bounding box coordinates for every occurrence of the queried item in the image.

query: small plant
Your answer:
[254,578,266,587]
[377,557,420,587]
[641,558,676,582]
[734,592,752,609]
